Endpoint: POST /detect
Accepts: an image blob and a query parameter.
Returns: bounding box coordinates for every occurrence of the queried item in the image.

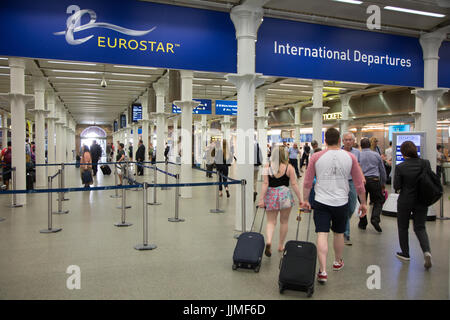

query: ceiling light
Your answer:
[110,73,152,77]
[194,78,213,81]
[384,6,445,18]
[52,69,100,74]
[333,0,363,4]
[324,86,345,91]
[109,79,146,84]
[114,65,157,70]
[54,76,98,81]
[331,81,369,86]
[0,57,8,60]
[268,88,292,92]
[48,61,97,66]
[279,84,310,88]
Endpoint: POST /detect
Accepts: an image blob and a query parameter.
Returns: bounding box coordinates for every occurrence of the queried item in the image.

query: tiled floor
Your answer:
[0,164,449,299]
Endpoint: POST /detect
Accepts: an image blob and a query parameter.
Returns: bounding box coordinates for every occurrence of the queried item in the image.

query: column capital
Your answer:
[339,93,352,105]
[179,70,194,80]
[412,88,448,100]
[8,57,26,70]
[0,92,34,103]
[225,73,265,89]
[32,76,47,92]
[306,105,329,113]
[255,115,269,121]
[173,100,200,109]
[419,31,447,61]
[256,86,268,98]
[230,3,264,40]
[153,79,168,96]
[29,109,50,115]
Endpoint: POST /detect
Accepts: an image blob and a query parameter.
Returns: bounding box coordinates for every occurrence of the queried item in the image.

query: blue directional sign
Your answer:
[215,100,237,116]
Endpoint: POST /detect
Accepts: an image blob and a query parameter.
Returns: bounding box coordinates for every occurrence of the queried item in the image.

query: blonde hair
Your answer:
[268,145,289,176]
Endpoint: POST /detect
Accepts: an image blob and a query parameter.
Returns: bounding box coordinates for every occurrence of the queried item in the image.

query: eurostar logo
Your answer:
[54,6,156,45]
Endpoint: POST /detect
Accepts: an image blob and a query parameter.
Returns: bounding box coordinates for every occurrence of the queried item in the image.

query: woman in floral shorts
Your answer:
[257,145,302,257]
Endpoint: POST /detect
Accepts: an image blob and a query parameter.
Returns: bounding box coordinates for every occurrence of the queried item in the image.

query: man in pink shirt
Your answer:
[301,128,367,284]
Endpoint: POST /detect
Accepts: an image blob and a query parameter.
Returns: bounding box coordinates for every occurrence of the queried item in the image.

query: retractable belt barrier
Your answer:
[1,162,248,242]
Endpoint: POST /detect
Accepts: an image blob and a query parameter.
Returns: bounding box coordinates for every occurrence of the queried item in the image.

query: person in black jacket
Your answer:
[90,140,102,177]
[212,139,232,198]
[135,140,146,176]
[394,141,432,269]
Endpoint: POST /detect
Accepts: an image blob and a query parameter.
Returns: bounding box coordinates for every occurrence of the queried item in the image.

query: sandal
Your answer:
[265,244,272,257]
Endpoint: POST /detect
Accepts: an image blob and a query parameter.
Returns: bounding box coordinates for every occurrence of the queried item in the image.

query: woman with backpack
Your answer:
[394,141,433,269]
[1,142,12,190]
[80,145,93,188]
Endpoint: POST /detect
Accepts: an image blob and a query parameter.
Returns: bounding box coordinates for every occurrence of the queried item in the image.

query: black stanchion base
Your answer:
[53,210,69,215]
[114,222,133,227]
[168,217,185,222]
[148,202,161,206]
[62,198,70,201]
[0,217,5,222]
[40,228,62,233]
[210,209,225,214]
[116,206,132,209]
[437,217,450,221]
[134,244,157,250]
[8,204,23,208]
[110,195,122,198]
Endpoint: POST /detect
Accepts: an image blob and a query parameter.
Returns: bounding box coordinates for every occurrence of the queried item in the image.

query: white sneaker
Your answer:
[424,252,432,270]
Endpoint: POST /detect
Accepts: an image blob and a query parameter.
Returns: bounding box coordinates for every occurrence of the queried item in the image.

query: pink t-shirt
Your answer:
[303,149,365,207]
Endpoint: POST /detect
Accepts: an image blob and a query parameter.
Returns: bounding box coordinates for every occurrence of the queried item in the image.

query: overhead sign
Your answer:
[256,17,425,87]
[323,112,342,121]
[132,103,142,122]
[215,100,237,116]
[389,124,410,141]
[0,0,236,73]
[120,114,126,129]
[113,120,118,132]
[172,99,212,114]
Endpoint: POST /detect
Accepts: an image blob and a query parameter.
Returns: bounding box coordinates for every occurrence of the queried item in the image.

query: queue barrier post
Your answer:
[135,182,157,250]
[9,167,23,208]
[40,175,62,233]
[115,187,132,227]
[53,169,69,215]
[148,165,161,206]
[437,173,449,221]
[234,179,247,239]
[61,163,69,201]
[110,164,122,198]
[161,161,170,190]
[168,173,185,222]
[210,171,225,214]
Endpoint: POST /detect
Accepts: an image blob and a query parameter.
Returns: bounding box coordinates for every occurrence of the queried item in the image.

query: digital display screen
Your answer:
[120,114,126,128]
[215,100,237,116]
[389,124,410,141]
[395,134,421,165]
[113,121,118,132]
[300,134,312,142]
[172,99,212,114]
[132,104,142,122]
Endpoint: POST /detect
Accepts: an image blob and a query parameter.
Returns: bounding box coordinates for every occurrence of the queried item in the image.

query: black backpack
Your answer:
[417,159,443,206]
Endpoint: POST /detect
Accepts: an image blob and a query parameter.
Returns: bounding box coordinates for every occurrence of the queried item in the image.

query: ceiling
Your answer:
[0,0,449,126]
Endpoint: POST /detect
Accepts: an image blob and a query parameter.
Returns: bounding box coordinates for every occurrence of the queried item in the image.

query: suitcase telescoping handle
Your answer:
[251,206,266,234]
[296,207,313,242]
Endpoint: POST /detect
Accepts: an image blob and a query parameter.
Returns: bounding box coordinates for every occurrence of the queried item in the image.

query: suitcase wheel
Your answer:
[254,265,260,273]
[232,264,238,271]
[307,287,314,298]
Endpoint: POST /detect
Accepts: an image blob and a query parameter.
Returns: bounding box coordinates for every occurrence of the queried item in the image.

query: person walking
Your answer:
[106,143,112,162]
[394,141,433,269]
[116,143,126,185]
[212,139,232,198]
[90,140,102,177]
[437,145,447,185]
[288,143,301,178]
[358,138,386,233]
[80,145,93,188]
[341,132,362,246]
[1,142,12,190]
[257,145,302,257]
[300,142,311,171]
[135,140,146,176]
[205,140,215,178]
[254,141,263,202]
[370,137,381,155]
[301,128,367,284]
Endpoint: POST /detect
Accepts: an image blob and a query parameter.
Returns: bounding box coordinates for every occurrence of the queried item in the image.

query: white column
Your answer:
[46,93,57,175]
[174,70,198,199]
[293,104,302,146]
[1,111,9,148]
[54,103,64,164]
[410,94,423,131]
[172,116,179,162]
[31,77,50,187]
[227,2,266,232]
[139,93,150,162]
[222,115,232,144]
[413,29,449,171]
[201,115,207,167]
[153,80,168,163]
[355,127,363,144]
[339,93,352,136]
[8,58,33,204]
[132,122,139,160]
[306,80,329,149]
[62,111,69,162]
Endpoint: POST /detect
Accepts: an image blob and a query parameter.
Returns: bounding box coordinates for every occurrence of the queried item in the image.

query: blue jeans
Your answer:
[344,180,357,238]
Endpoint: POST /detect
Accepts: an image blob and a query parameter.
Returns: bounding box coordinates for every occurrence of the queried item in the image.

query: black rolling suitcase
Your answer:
[278,208,317,297]
[232,207,266,273]
[26,171,34,190]
[100,165,112,175]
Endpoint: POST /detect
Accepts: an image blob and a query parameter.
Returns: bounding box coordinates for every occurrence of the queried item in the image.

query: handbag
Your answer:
[416,159,443,206]
[82,169,93,185]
